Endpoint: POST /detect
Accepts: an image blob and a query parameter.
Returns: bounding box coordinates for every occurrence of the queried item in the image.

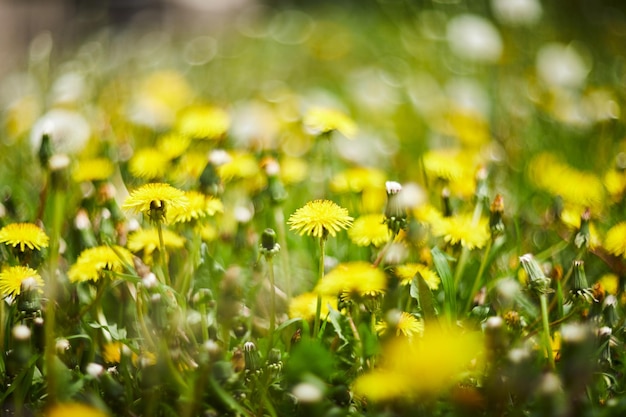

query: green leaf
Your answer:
[411,272,437,320]
[327,307,349,349]
[431,246,456,326]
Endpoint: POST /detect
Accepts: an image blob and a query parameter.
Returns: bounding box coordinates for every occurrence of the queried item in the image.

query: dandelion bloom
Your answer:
[102,341,124,364]
[353,328,483,401]
[348,214,390,247]
[375,311,424,339]
[167,191,223,224]
[0,223,49,252]
[122,183,189,221]
[394,263,440,290]
[46,403,109,417]
[288,292,338,321]
[127,228,185,260]
[128,148,170,180]
[431,214,490,250]
[604,222,626,257]
[157,132,191,160]
[0,266,44,297]
[288,200,353,239]
[176,105,230,140]
[72,158,115,183]
[302,107,357,139]
[68,245,134,283]
[316,261,386,298]
[330,167,386,194]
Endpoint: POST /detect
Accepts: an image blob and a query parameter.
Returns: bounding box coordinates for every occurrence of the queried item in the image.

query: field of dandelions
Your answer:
[1,0,626,416]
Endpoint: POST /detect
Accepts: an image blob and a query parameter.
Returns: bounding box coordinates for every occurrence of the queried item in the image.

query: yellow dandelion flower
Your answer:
[353,328,483,401]
[72,158,115,183]
[375,311,424,339]
[413,204,444,226]
[0,223,49,252]
[0,266,44,297]
[176,105,230,140]
[599,273,619,295]
[157,132,192,160]
[197,223,219,242]
[431,214,490,250]
[122,183,189,222]
[394,263,440,290]
[127,228,185,258]
[46,403,109,417]
[68,245,133,283]
[169,152,209,185]
[279,156,308,185]
[446,108,490,147]
[348,214,390,247]
[167,191,223,224]
[128,148,170,180]
[102,341,124,364]
[330,167,386,194]
[605,222,626,257]
[528,152,604,210]
[302,107,357,139]
[217,152,261,182]
[422,149,468,182]
[316,261,386,297]
[289,292,338,321]
[288,200,353,239]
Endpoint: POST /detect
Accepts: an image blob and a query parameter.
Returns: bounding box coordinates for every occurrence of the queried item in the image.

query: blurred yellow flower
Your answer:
[598,273,619,295]
[177,105,230,140]
[316,261,386,298]
[169,152,209,185]
[353,328,483,401]
[348,214,390,247]
[288,200,353,239]
[289,292,338,321]
[0,266,44,297]
[197,223,219,242]
[217,152,261,182]
[422,149,469,182]
[604,222,626,258]
[68,245,133,283]
[46,403,109,417]
[279,156,309,185]
[128,148,170,180]
[72,158,115,183]
[157,132,192,160]
[394,263,440,290]
[167,191,223,224]
[122,183,189,222]
[413,204,445,226]
[375,311,424,339]
[330,167,386,194]
[0,223,49,252]
[302,107,357,138]
[528,152,604,210]
[432,214,490,250]
[102,341,123,364]
[446,109,491,147]
[127,228,185,261]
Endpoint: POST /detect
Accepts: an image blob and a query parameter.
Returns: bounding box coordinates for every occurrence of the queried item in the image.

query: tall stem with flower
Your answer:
[288,199,353,339]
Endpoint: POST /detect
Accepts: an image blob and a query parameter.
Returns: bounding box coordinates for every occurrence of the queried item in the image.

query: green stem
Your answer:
[464,238,493,312]
[156,222,171,287]
[266,256,276,356]
[273,206,291,300]
[313,238,326,339]
[540,293,555,370]
[43,181,66,406]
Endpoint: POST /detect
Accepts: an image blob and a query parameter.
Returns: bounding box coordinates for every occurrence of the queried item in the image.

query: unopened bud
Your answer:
[489,194,505,235]
[519,253,552,294]
[260,228,280,256]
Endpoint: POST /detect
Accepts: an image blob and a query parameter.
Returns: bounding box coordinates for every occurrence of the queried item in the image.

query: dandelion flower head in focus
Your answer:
[0,266,44,298]
[0,223,49,252]
[288,199,353,239]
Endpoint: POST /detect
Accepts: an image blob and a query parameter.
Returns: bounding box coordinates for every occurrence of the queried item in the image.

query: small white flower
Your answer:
[86,362,104,378]
[12,324,31,341]
[491,0,542,26]
[292,382,324,403]
[536,43,590,89]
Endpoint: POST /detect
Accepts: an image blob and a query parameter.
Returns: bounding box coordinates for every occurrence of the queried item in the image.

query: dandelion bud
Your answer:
[38,132,53,168]
[570,260,596,304]
[86,362,105,378]
[489,194,505,235]
[17,276,42,313]
[384,181,407,236]
[441,186,453,217]
[243,341,260,371]
[49,153,71,190]
[56,338,70,353]
[519,253,552,294]
[484,316,507,356]
[12,324,31,341]
[475,166,489,201]
[598,326,613,367]
[574,208,591,249]
[603,295,619,327]
[260,228,280,256]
